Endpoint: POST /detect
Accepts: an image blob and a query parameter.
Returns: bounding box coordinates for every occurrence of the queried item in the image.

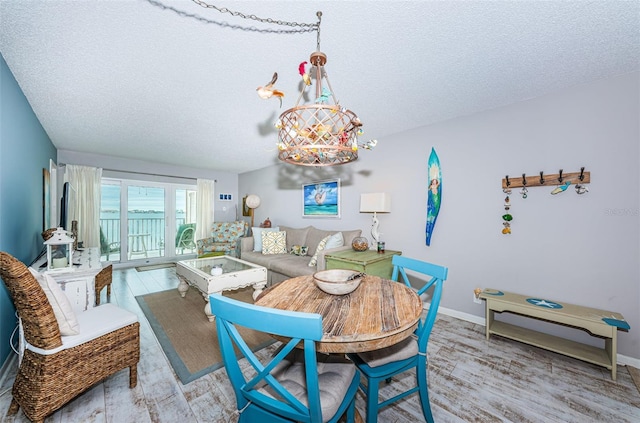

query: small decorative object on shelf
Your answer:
[43,227,75,272]
[377,241,386,253]
[71,220,79,250]
[260,217,272,228]
[351,236,369,252]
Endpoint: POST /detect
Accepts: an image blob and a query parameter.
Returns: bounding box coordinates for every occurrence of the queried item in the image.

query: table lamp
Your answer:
[359,193,391,244]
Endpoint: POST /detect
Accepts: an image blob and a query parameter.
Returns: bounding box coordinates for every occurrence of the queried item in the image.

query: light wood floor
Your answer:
[1,266,638,422]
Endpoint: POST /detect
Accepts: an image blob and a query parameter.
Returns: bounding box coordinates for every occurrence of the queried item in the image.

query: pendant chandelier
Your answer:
[276,12,374,166]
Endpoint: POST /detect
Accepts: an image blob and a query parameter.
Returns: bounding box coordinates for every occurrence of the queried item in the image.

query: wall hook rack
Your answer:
[502,168,590,189]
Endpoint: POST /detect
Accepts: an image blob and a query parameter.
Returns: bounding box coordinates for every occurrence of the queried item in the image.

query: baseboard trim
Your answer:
[435,305,640,371]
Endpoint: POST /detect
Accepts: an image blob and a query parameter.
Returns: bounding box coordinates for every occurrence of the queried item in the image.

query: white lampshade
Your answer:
[360,193,391,213]
[246,194,261,209]
[360,193,391,244]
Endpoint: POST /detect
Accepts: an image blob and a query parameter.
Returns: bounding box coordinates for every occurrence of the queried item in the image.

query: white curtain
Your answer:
[196,178,215,241]
[65,165,102,247]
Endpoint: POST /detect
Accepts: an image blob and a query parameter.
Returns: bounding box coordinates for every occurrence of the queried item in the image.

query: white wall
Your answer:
[240,72,639,359]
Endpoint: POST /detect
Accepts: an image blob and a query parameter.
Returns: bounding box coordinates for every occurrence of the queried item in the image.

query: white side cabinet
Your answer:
[36,247,104,313]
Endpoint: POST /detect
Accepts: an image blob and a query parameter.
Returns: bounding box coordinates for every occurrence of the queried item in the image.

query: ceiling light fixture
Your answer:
[276,11,376,166]
[189,2,376,166]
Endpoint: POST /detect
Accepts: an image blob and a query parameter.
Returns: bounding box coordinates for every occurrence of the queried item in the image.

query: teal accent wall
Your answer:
[0,53,57,364]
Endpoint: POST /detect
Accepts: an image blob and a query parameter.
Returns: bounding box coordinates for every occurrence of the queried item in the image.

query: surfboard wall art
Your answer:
[426,147,441,246]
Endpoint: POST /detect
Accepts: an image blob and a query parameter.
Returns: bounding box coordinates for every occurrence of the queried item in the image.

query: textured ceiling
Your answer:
[1,1,638,174]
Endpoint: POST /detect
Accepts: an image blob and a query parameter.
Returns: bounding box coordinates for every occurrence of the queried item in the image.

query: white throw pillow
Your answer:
[252,227,280,252]
[325,232,344,250]
[262,231,287,255]
[28,267,80,335]
[308,232,343,267]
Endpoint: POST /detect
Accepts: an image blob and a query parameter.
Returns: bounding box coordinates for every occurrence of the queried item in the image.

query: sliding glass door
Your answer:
[127,185,165,260]
[100,178,197,264]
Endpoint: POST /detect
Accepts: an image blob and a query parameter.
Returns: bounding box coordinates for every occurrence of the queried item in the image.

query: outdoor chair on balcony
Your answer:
[99,227,120,261]
[0,252,140,423]
[175,223,196,254]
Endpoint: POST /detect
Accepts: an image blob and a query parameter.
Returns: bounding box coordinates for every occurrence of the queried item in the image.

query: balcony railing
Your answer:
[100,217,190,261]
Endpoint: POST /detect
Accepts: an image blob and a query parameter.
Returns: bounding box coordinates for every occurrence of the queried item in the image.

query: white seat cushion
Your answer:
[356,336,418,368]
[26,304,138,355]
[263,349,356,422]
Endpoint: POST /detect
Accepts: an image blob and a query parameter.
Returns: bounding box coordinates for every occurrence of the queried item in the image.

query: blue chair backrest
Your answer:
[390,255,449,352]
[210,295,325,422]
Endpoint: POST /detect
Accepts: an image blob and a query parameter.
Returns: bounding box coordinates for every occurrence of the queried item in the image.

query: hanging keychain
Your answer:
[502,179,512,234]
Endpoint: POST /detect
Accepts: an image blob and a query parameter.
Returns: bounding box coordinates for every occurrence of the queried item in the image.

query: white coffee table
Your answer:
[176,255,267,322]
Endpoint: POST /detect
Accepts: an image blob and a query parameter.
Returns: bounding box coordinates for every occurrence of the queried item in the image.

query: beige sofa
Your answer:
[240,225,362,286]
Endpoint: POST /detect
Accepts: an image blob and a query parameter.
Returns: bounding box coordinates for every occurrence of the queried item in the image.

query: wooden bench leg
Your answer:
[485,302,493,340]
[606,332,617,380]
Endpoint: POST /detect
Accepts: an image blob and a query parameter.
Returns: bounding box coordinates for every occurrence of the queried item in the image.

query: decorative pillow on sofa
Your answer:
[262,231,287,255]
[308,232,343,267]
[28,267,80,336]
[252,226,280,252]
[290,245,309,256]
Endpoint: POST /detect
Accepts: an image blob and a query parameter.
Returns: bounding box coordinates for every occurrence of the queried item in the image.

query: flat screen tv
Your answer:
[59,182,70,230]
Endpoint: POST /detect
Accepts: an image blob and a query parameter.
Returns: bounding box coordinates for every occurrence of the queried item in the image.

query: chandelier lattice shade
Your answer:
[276,13,374,166]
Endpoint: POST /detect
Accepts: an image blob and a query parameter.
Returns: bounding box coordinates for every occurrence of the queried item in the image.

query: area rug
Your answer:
[628,365,640,395]
[135,263,176,272]
[136,287,275,384]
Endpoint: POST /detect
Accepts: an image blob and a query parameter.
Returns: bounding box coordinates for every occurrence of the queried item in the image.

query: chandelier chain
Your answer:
[191,0,319,32]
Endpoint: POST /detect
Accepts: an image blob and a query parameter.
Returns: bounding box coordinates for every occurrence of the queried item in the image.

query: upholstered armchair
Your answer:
[196,221,248,258]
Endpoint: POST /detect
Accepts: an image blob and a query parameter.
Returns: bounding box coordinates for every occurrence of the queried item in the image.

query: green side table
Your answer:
[324,249,401,279]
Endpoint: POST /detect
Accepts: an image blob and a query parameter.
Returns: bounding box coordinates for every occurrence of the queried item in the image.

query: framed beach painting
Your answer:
[302,179,340,218]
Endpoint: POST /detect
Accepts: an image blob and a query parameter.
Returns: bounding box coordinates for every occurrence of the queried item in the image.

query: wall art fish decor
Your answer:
[426,147,441,246]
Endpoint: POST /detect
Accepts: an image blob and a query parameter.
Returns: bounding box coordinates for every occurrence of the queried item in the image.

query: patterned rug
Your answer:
[135,286,274,384]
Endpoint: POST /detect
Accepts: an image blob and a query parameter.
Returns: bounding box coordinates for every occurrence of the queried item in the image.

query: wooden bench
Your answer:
[479,289,630,380]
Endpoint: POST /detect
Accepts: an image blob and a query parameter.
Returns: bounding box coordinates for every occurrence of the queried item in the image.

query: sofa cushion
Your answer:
[252,227,280,252]
[262,231,287,255]
[309,232,343,267]
[339,229,363,247]
[279,225,311,252]
[241,251,289,269]
[270,255,316,277]
[305,227,335,257]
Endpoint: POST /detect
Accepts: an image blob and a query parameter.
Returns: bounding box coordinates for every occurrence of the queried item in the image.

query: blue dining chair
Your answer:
[347,255,448,423]
[210,294,360,423]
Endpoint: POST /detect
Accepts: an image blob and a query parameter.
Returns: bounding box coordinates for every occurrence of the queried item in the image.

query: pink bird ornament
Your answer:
[257,72,284,107]
[298,61,311,86]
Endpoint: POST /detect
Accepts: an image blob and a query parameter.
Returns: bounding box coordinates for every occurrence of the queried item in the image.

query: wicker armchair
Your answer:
[0,252,140,423]
[94,263,113,306]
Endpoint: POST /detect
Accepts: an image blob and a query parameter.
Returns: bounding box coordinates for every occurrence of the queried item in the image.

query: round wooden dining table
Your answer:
[255,274,423,354]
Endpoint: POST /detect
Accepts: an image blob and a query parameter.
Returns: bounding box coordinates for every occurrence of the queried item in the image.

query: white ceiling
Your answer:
[1,1,638,174]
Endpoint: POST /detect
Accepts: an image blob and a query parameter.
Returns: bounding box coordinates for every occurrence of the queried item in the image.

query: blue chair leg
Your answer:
[346,396,356,422]
[417,359,434,423]
[365,375,381,423]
